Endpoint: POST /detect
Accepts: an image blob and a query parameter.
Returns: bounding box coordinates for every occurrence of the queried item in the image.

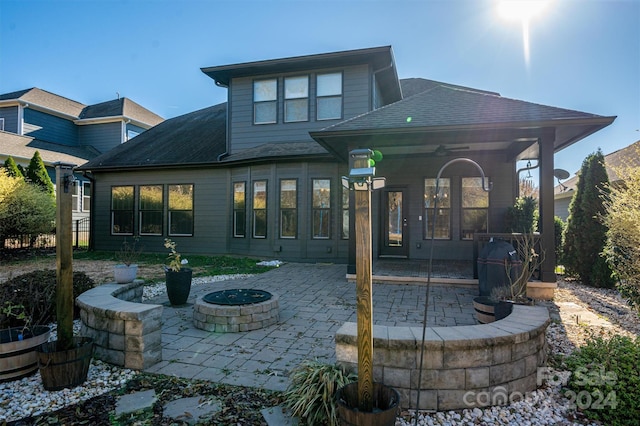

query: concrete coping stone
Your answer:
[76,281,162,321]
[335,305,549,350]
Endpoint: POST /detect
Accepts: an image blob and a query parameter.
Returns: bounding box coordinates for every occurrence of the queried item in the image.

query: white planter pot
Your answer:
[114,264,138,283]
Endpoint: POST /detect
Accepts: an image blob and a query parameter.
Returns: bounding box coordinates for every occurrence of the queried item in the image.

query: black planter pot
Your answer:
[37,336,94,391]
[336,382,399,426]
[165,268,193,305]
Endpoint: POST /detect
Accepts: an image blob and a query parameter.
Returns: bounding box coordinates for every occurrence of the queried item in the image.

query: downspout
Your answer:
[216,80,230,162]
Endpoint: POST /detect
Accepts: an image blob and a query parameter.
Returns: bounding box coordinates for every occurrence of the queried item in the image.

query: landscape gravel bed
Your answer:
[1,277,638,425]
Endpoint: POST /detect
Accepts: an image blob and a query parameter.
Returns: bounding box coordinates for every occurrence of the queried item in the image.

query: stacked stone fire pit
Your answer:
[193,289,279,333]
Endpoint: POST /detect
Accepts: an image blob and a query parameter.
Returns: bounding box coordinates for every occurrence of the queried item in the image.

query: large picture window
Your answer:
[253,180,267,238]
[284,76,308,122]
[168,184,193,236]
[280,179,297,238]
[424,178,451,239]
[312,179,331,239]
[139,185,163,235]
[233,182,246,238]
[111,186,134,235]
[461,177,489,240]
[254,79,277,124]
[317,72,342,120]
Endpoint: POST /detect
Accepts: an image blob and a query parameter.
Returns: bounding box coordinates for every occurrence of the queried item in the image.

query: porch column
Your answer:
[538,133,557,282]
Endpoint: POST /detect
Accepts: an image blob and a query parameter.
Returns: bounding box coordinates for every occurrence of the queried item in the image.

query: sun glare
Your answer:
[497,0,552,66]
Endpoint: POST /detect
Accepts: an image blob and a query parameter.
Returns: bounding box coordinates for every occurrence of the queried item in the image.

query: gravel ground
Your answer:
[1,278,638,425]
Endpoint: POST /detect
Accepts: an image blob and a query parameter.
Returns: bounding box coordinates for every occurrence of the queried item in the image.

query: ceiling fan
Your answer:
[428,144,470,157]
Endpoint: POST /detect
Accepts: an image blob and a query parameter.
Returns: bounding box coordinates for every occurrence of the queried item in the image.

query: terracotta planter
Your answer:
[165,268,193,305]
[37,336,94,391]
[114,264,138,283]
[336,382,399,426]
[0,325,51,382]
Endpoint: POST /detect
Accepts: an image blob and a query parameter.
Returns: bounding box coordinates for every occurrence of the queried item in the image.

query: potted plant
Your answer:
[163,238,192,305]
[474,233,543,323]
[492,233,543,320]
[113,236,142,284]
[0,302,50,382]
[284,360,357,426]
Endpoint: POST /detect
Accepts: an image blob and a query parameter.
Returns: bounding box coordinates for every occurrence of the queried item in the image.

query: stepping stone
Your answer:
[261,406,299,425]
[163,395,222,425]
[115,389,157,417]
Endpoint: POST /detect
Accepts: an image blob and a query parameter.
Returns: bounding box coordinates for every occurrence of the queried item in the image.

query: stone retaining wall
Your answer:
[335,305,549,411]
[76,281,162,370]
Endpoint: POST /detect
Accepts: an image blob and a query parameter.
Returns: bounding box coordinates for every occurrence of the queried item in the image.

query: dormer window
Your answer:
[284,76,309,122]
[254,79,277,124]
[317,72,343,120]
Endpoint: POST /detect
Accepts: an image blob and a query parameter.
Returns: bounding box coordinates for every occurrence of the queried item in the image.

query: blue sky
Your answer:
[1,0,638,179]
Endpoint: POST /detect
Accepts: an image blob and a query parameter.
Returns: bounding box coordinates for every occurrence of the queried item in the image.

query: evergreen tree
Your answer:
[25,151,54,197]
[3,157,23,178]
[563,150,615,287]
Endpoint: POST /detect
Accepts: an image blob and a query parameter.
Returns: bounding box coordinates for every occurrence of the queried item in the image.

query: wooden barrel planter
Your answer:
[473,296,499,324]
[0,326,51,382]
[336,382,399,426]
[37,336,94,391]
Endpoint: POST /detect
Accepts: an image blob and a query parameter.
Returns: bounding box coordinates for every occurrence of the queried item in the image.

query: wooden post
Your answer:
[355,187,373,412]
[55,163,75,350]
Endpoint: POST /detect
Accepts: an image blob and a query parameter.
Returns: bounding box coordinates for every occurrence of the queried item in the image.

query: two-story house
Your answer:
[0,88,163,223]
[78,46,615,282]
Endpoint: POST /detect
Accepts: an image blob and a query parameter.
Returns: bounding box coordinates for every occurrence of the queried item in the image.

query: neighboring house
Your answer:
[78,46,615,283]
[554,140,640,221]
[0,88,163,222]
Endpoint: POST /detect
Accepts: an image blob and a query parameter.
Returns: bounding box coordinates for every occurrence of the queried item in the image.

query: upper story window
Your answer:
[284,76,309,122]
[254,79,277,124]
[317,72,342,120]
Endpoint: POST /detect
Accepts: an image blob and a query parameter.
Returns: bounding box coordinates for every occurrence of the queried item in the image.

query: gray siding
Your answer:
[0,106,19,133]
[91,153,517,264]
[23,108,78,145]
[79,122,122,153]
[554,196,571,222]
[228,64,372,153]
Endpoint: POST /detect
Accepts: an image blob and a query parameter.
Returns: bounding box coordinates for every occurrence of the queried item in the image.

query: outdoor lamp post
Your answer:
[342,149,385,412]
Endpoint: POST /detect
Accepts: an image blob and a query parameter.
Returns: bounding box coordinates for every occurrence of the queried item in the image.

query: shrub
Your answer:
[25,151,54,197]
[563,150,615,288]
[0,270,96,329]
[602,164,640,310]
[0,170,55,240]
[563,334,640,426]
[554,215,565,266]
[505,196,538,233]
[284,360,356,426]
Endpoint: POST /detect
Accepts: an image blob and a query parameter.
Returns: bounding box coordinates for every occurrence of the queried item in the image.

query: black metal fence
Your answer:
[1,218,90,250]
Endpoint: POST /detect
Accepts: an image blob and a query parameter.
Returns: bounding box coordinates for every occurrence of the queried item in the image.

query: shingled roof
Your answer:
[78,103,228,171]
[80,98,164,126]
[0,131,98,166]
[320,84,607,133]
[0,88,163,126]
